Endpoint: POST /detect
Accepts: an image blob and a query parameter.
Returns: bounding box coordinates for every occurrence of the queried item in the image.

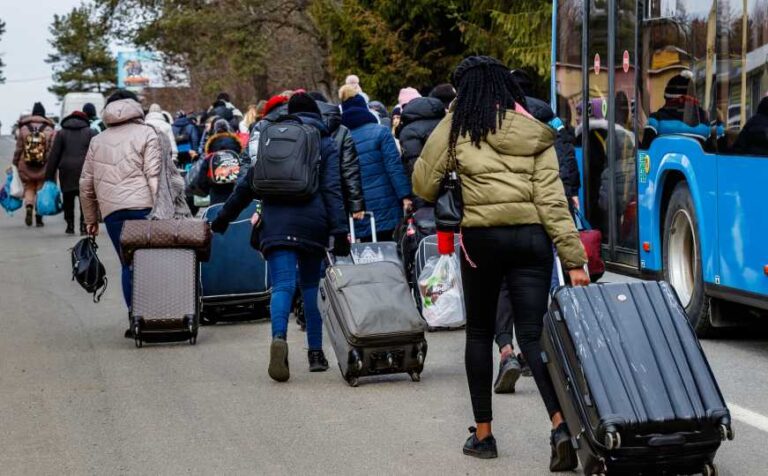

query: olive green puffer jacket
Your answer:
[412,109,587,269]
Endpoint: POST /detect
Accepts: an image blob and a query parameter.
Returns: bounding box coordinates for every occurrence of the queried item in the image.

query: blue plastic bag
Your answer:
[0,170,23,214]
[36,181,63,216]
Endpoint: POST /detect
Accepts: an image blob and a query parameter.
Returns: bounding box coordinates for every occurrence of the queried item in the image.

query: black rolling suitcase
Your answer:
[541,265,733,475]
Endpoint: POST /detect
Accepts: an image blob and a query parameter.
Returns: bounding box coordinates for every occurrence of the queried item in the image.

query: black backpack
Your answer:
[250,116,321,202]
[71,237,108,303]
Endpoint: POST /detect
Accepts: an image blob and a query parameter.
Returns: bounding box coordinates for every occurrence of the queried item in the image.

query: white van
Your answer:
[60,92,106,119]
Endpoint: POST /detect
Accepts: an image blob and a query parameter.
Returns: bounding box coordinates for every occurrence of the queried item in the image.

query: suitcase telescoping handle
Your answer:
[554,254,590,287]
[348,211,377,243]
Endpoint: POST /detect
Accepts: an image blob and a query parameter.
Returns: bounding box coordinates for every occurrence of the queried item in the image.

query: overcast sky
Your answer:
[0,0,82,135]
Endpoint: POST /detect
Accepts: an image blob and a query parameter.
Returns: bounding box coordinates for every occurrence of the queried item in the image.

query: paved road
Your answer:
[1,135,766,475]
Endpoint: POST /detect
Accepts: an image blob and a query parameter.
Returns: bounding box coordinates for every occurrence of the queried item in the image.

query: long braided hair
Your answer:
[449,56,528,162]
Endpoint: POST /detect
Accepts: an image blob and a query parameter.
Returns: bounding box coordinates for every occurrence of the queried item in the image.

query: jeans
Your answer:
[104,208,152,309]
[461,225,560,423]
[62,190,84,227]
[266,248,324,350]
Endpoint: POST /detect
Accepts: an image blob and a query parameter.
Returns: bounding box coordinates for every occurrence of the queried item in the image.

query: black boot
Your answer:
[35,214,44,227]
[308,350,329,372]
[65,220,75,235]
[25,205,33,227]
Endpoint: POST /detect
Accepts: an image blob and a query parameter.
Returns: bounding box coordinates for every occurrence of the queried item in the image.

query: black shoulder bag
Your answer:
[434,153,464,232]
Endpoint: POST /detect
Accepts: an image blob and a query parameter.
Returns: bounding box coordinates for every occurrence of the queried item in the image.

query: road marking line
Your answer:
[727,402,768,433]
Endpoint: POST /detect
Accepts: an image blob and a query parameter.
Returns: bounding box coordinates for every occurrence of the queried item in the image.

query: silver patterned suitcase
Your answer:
[130,248,200,347]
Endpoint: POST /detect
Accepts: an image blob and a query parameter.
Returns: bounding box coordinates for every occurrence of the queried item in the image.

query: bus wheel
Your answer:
[663,182,712,337]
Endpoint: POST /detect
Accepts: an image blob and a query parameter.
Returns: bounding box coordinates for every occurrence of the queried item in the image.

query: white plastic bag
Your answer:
[418,254,466,328]
[9,166,23,199]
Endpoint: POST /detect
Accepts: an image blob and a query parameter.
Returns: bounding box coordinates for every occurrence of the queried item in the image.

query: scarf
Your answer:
[147,125,192,220]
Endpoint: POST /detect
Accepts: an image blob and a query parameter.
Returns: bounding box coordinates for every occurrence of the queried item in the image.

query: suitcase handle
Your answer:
[349,211,377,243]
[554,255,591,288]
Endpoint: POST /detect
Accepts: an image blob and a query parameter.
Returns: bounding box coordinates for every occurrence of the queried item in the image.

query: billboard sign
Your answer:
[117,50,188,91]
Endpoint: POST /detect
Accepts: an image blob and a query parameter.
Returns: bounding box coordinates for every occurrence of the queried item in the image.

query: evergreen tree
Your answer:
[46,4,116,98]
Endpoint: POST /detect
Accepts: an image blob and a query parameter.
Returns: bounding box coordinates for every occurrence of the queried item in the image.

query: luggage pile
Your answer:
[120,219,212,347]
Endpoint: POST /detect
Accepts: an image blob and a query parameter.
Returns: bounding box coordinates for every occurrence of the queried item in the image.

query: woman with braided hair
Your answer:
[413,56,589,469]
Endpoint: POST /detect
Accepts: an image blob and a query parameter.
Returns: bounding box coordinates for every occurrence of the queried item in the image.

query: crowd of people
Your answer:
[7,56,593,472]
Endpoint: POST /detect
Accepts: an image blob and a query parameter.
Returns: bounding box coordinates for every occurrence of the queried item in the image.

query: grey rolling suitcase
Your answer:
[319,258,427,387]
[541,260,733,475]
[130,248,200,347]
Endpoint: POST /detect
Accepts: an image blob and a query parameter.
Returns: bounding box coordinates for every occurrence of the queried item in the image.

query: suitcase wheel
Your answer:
[720,423,734,441]
[346,376,359,387]
[188,322,198,345]
[408,371,421,382]
[416,351,425,366]
[604,428,621,450]
[133,324,143,348]
[703,463,718,476]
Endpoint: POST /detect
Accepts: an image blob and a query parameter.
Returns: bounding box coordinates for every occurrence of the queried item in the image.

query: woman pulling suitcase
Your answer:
[210,93,348,382]
[412,56,589,471]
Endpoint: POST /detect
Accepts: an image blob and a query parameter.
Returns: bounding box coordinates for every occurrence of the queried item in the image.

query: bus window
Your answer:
[640,0,716,151]
[719,0,768,157]
[555,0,584,131]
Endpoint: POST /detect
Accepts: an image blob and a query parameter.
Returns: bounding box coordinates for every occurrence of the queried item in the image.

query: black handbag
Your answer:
[71,237,108,303]
[435,154,464,231]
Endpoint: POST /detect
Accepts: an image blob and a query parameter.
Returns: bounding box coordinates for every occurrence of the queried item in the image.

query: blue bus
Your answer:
[552,0,768,335]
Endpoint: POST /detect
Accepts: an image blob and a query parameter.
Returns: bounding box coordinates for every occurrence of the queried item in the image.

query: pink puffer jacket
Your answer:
[79,99,162,225]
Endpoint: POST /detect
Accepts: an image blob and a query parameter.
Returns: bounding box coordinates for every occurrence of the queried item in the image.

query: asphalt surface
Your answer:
[1,135,766,475]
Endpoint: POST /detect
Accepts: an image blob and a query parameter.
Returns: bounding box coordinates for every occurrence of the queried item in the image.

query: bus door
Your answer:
[579,0,640,267]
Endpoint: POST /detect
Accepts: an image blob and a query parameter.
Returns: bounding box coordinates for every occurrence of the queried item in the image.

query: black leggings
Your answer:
[461,225,560,423]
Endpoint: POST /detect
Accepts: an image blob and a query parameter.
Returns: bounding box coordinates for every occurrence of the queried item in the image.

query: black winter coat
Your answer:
[734,97,768,156]
[214,112,346,255]
[396,97,446,176]
[525,96,581,198]
[45,114,97,192]
[317,101,365,214]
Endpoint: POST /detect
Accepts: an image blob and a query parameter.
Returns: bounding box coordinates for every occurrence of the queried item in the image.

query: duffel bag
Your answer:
[120,218,212,264]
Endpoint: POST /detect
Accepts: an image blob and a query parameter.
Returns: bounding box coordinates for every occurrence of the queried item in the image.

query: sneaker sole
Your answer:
[309,363,329,373]
[550,435,578,472]
[462,447,498,459]
[494,366,522,394]
[268,340,290,382]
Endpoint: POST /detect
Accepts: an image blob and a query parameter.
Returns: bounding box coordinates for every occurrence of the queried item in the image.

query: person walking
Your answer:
[44,110,97,235]
[312,92,366,219]
[145,104,178,163]
[341,87,411,241]
[172,110,201,166]
[210,93,347,382]
[12,102,55,227]
[83,103,106,133]
[412,56,589,471]
[396,96,446,180]
[79,90,162,336]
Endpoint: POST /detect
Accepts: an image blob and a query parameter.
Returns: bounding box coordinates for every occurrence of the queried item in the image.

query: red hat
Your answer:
[71,110,88,119]
[263,95,289,115]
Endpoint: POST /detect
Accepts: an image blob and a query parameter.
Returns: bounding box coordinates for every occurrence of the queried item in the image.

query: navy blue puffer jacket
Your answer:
[213,112,346,255]
[347,122,411,238]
